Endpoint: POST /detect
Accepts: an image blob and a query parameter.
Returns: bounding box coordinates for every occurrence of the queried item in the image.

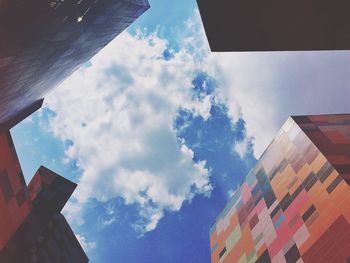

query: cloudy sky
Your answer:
[11,0,350,262]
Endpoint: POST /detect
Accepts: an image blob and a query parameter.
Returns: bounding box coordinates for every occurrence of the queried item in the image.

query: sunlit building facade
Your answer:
[210,114,350,263]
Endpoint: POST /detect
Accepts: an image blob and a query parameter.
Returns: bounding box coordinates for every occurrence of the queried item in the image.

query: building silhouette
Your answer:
[210,114,350,263]
[197,0,350,51]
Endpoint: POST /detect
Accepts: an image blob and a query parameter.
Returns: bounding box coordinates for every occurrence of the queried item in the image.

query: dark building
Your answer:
[0,131,88,262]
[210,114,350,263]
[0,131,31,250]
[0,0,150,128]
[197,0,350,51]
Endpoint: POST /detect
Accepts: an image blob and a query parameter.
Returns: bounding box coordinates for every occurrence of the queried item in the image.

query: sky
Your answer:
[10,0,350,262]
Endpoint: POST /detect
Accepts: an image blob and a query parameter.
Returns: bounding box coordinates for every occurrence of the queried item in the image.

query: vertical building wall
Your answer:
[197,0,350,51]
[0,131,31,249]
[293,114,350,185]
[209,115,350,263]
[28,166,76,214]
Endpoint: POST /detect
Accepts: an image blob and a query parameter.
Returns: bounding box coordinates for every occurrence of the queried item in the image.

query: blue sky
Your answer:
[10,0,350,262]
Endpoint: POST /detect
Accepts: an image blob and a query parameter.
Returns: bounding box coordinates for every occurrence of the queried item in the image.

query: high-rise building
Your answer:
[0,0,150,128]
[197,0,350,51]
[0,130,88,262]
[209,114,350,263]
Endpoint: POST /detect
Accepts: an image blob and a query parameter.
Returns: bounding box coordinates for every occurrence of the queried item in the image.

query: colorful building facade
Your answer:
[209,114,350,263]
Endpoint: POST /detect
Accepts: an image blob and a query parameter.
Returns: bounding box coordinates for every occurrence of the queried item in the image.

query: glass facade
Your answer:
[210,114,350,263]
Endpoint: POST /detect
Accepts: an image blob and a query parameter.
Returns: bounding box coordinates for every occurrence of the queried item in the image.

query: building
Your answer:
[197,0,350,51]
[0,130,88,262]
[0,0,150,129]
[209,114,350,263]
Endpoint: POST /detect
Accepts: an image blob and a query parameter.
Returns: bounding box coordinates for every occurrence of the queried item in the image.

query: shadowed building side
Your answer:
[1,213,88,263]
[197,0,350,52]
[292,114,350,185]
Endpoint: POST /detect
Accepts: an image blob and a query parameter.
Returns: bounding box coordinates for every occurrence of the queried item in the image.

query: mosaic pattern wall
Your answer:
[209,114,350,263]
[294,114,350,185]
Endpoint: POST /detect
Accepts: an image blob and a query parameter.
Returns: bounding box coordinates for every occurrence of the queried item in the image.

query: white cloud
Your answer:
[76,234,97,251]
[212,51,350,158]
[132,206,164,234]
[46,28,212,233]
[99,203,117,227]
[233,136,253,159]
[174,10,350,160]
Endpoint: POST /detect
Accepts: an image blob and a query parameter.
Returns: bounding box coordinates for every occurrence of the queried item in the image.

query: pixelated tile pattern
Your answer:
[293,114,350,186]
[210,115,350,263]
